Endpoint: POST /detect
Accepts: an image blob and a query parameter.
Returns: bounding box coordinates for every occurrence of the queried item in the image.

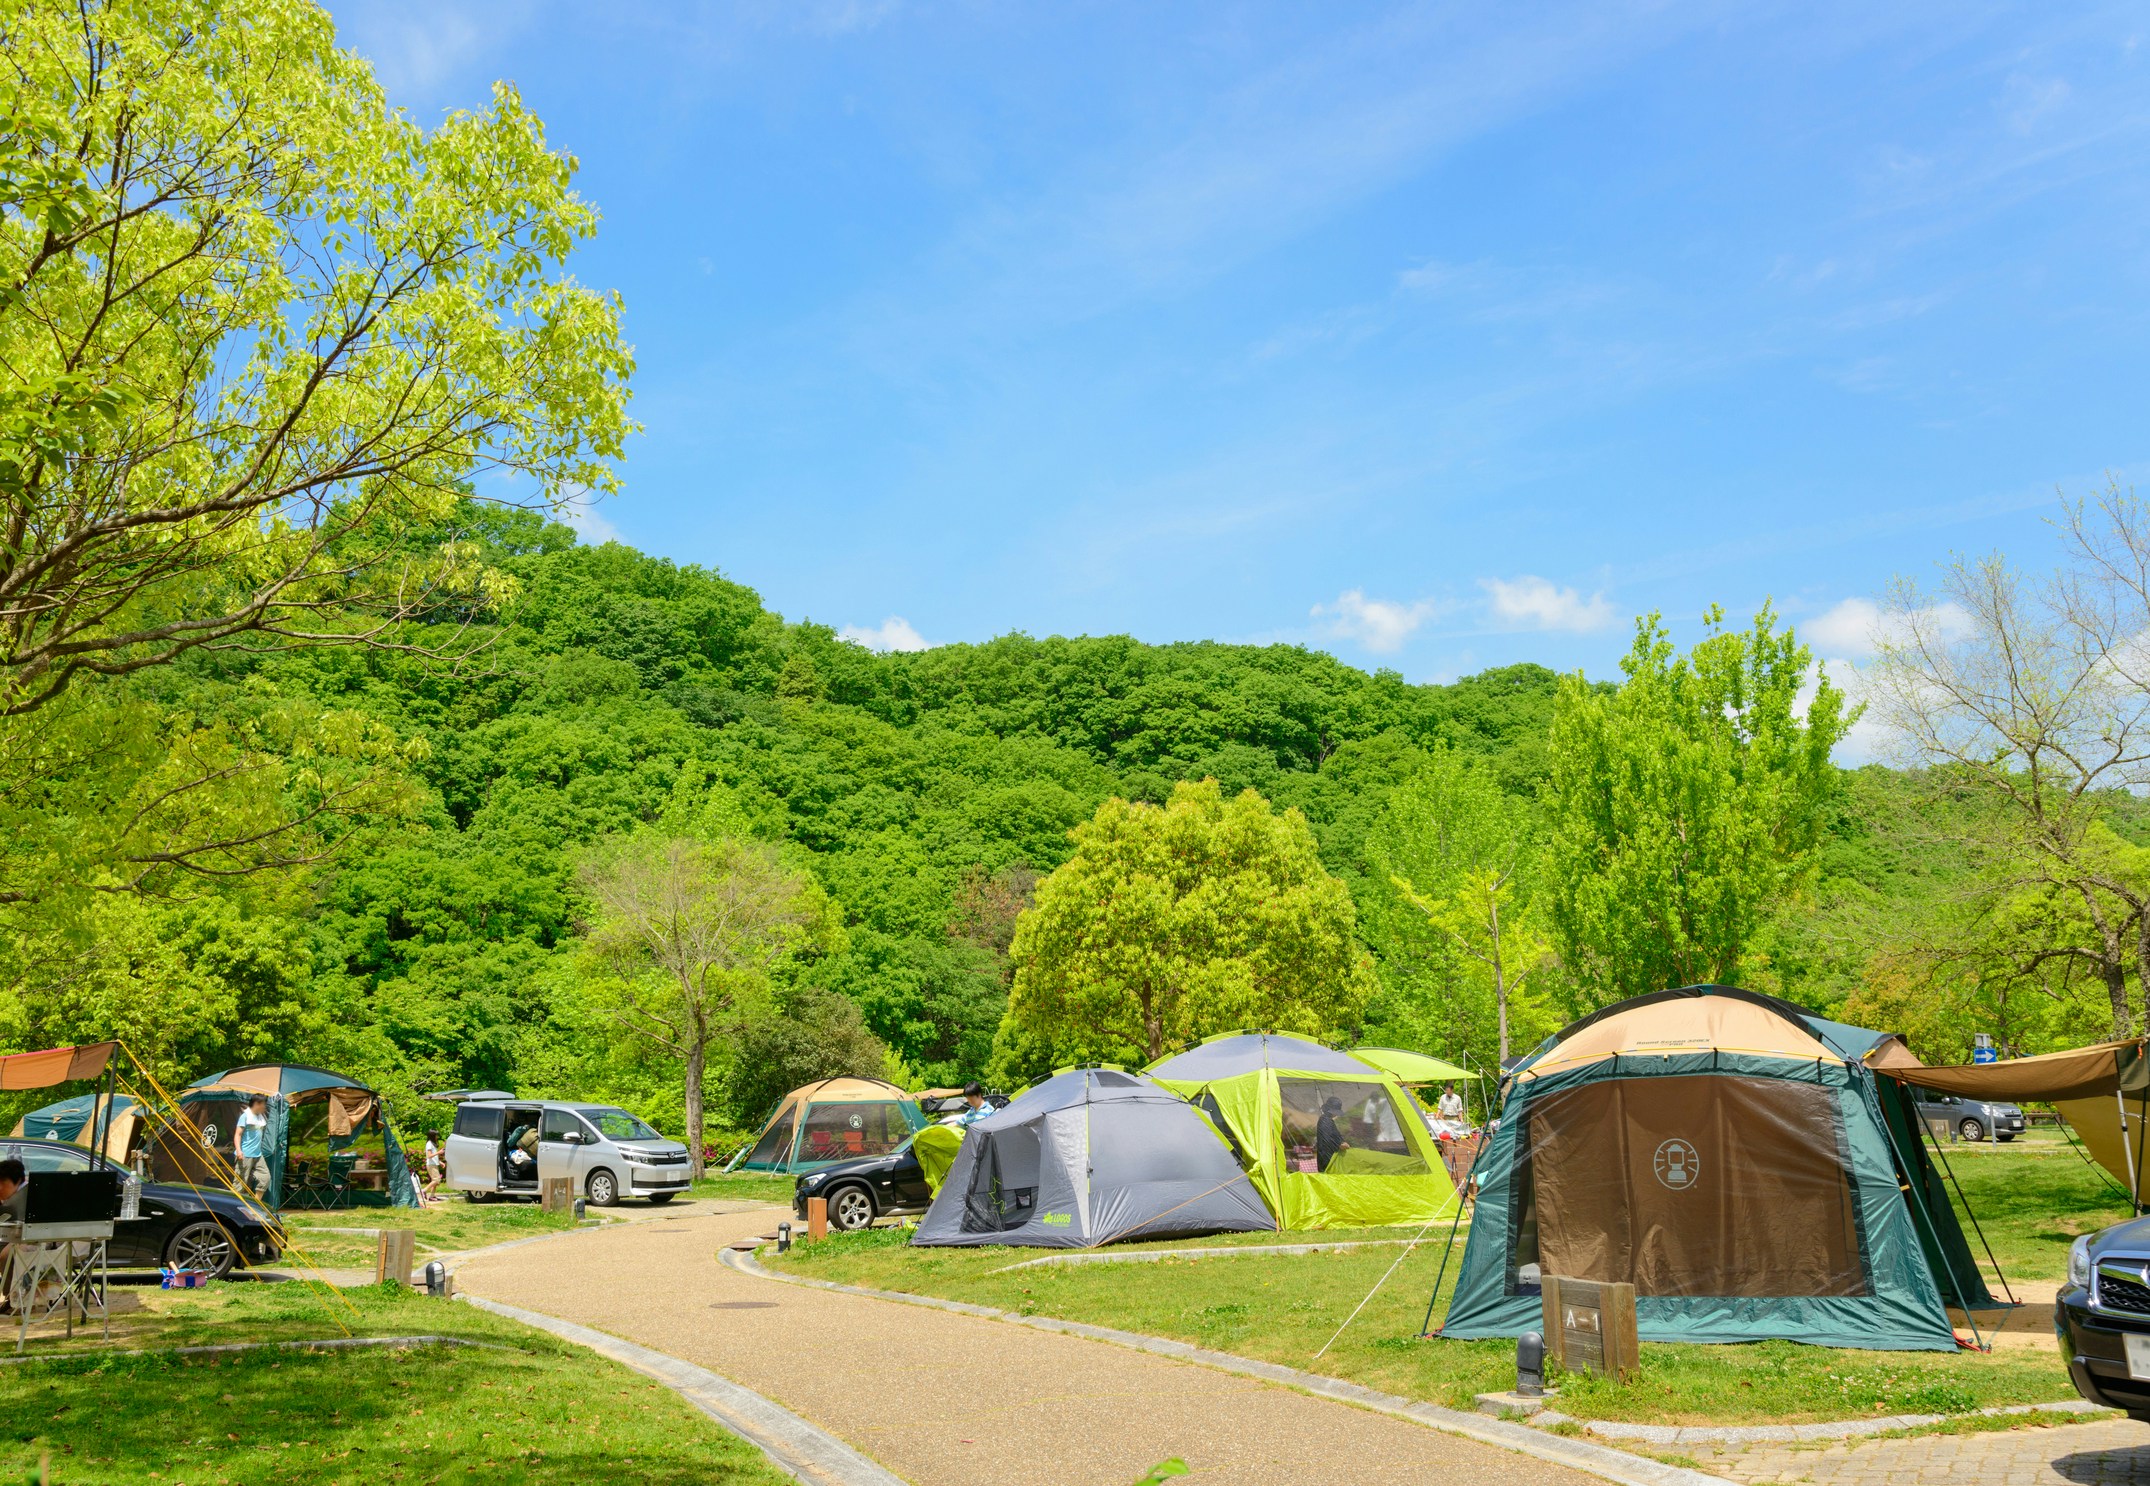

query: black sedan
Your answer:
[2060,1214,2150,1419]
[2,1136,282,1279]
[793,1140,934,1232]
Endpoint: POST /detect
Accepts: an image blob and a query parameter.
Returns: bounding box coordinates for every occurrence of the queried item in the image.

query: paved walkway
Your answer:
[1699,1418,2150,1484]
[450,1206,1609,1486]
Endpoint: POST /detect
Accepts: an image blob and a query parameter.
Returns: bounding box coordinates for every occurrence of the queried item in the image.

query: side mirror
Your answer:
[564,1132,581,1144]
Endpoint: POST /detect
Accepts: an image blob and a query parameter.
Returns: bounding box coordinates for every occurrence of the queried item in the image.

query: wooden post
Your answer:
[375,1228,416,1286]
[540,1176,572,1214]
[807,1196,828,1242]
[1541,1274,1637,1382]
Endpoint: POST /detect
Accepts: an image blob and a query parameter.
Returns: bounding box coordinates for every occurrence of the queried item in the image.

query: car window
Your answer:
[453,1106,504,1140]
[8,1143,91,1173]
[540,1109,587,1143]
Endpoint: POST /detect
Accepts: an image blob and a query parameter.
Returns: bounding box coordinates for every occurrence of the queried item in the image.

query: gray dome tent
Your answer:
[910,1067,1276,1248]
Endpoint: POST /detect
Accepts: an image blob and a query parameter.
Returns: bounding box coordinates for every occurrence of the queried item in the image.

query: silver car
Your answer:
[443,1100,691,1206]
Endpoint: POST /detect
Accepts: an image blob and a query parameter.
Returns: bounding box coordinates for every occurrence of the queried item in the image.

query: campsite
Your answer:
[9,1,2150,1482]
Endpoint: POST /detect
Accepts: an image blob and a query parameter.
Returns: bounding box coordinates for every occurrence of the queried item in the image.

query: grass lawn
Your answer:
[765,1131,2120,1427]
[2,1282,791,1486]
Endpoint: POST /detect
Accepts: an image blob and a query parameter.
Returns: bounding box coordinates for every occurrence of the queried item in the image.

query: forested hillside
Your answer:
[0,506,2125,1138]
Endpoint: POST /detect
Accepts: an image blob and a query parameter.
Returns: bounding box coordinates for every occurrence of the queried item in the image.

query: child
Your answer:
[421,1130,443,1205]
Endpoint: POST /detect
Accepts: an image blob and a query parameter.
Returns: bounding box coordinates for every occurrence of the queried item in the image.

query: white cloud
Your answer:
[1311,589,1438,653]
[1479,575,1616,633]
[840,616,931,653]
[559,495,622,546]
[1803,596,1975,659]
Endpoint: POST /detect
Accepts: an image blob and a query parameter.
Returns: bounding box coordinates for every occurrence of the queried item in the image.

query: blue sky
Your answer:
[333,0,2148,694]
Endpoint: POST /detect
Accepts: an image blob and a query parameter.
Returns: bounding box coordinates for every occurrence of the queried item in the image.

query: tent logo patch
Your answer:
[1040,1213,1071,1226]
[1653,1138,1699,1190]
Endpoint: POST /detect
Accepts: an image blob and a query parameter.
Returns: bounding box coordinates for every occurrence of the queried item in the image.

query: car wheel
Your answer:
[647,1193,677,1205]
[463,1190,492,1204]
[1959,1118,1985,1141]
[586,1168,619,1207]
[827,1183,876,1232]
[165,1220,238,1279]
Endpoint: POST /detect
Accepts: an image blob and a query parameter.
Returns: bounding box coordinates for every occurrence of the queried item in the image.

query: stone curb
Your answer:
[1537,1396,2112,1447]
[723,1247,1734,1486]
[461,1294,906,1486]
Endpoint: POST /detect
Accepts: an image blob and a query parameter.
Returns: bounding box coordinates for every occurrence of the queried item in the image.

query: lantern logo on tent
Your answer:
[1653,1138,1699,1190]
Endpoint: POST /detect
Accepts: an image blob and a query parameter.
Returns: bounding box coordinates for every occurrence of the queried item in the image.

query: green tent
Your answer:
[1146,1032,1462,1230]
[1436,986,1988,1352]
[1350,1047,1473,1084]
[154,1064,420,1210]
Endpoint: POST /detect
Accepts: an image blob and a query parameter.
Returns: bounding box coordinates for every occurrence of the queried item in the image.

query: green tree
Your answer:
[577,836,820,1174]
[1368,750,1552,1063]
[1003,779,1376,1067]
[1546,605,1853,1009]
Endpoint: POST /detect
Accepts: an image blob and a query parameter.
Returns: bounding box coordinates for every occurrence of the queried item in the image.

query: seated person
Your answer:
[0,1158,24,1313]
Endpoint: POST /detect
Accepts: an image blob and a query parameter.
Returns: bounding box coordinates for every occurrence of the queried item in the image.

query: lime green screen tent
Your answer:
[1146,1032,1461,1230]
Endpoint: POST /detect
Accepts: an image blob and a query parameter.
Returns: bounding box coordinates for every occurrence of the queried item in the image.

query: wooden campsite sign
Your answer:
[1542,1275,1638,1381]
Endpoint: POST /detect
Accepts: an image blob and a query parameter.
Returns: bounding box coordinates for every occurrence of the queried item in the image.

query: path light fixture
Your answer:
[778,1222,792,1253]
[1516,1331,1545,1397]
[424,1261,446,1297]
[572,1197,585,1220]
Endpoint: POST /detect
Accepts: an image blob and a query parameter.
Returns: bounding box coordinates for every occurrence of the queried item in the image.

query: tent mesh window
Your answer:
[746,1109,796,1166]
[962,1123,1041,1233]
[797,1102,912,1165]
[1277,1078,1427,1176]
[1511,1074,1868,1298]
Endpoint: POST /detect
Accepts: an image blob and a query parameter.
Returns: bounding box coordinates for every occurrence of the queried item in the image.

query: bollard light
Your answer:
[777,1221,792,1253]
[423,1260,446,1298]
[1516,1330,1545,1398]
[572,1197,585,1220]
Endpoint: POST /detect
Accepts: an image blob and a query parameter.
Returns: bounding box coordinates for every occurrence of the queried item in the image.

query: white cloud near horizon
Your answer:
[840,616,931,652]
[1803,595,1976,658]
[560,496,622,546]
[1311,589,1438,653]
[1480,575,1616,633]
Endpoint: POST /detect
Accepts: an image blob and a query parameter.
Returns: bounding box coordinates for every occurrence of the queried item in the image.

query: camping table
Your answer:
[0,1219,111,1353]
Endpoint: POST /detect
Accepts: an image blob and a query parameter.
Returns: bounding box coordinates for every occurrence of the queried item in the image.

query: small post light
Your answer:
[777,1221,792,1253]
[1516,1330,1545,1398]
[572,1197,585,1220]
[423,1260,446,1298]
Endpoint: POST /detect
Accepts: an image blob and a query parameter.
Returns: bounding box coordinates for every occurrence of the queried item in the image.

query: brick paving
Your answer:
[1697,1418,2150,1484]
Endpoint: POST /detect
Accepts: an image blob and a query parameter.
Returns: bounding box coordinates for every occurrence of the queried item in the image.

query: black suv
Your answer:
[0,1137,283,1279]
[2059,1215,2150,1418]
[793,1139,934,1232]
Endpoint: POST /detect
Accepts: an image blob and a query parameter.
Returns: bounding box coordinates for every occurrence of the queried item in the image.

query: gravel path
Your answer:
[450,1206,1606,1486]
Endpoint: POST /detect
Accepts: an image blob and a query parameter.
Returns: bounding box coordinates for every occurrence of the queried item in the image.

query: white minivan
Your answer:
[443,1099,692,1206]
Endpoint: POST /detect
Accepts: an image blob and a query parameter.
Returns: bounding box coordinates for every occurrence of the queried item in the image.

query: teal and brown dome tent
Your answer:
[151,1063,420,1209]
[1434,986,1992,1352]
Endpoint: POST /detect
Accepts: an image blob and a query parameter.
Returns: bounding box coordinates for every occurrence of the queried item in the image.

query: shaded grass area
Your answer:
[692,1172,795,1204]
[278,1202,586,1270]
[767,1133,2117,1426]
[3,1283,790,1485]
[1925,1128,2133,1285]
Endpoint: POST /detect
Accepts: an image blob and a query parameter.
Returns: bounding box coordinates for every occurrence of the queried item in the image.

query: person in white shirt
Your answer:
[1436,1084,1467,1122]
[234,1096,271,1196]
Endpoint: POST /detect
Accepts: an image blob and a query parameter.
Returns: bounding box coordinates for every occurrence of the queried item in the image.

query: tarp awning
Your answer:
[0,1041,117,1091]
[1872,1040,2146,1102]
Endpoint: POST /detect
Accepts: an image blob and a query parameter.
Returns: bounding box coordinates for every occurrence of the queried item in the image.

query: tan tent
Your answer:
[1867,1039,2150,1202]
[731,1077,925,1173]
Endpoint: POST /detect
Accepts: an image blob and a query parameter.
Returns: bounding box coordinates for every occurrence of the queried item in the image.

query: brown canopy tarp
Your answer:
[1872,1038,2150,1200]
[0,1041,117,1091]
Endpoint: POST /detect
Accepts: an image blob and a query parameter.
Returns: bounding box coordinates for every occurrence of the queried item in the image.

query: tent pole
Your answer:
[1872,1079,1987,1352]
[2119,1088,2141,1214]
[1918,1107,2016,1306]
[1417,1127,1490,1338]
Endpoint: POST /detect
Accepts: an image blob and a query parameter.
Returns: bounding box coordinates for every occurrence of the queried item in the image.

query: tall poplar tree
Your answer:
[1546,605,1853,1009]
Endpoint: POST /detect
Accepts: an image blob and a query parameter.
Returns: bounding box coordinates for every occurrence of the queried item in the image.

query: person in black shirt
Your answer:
[1315,1097,1349,1172]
